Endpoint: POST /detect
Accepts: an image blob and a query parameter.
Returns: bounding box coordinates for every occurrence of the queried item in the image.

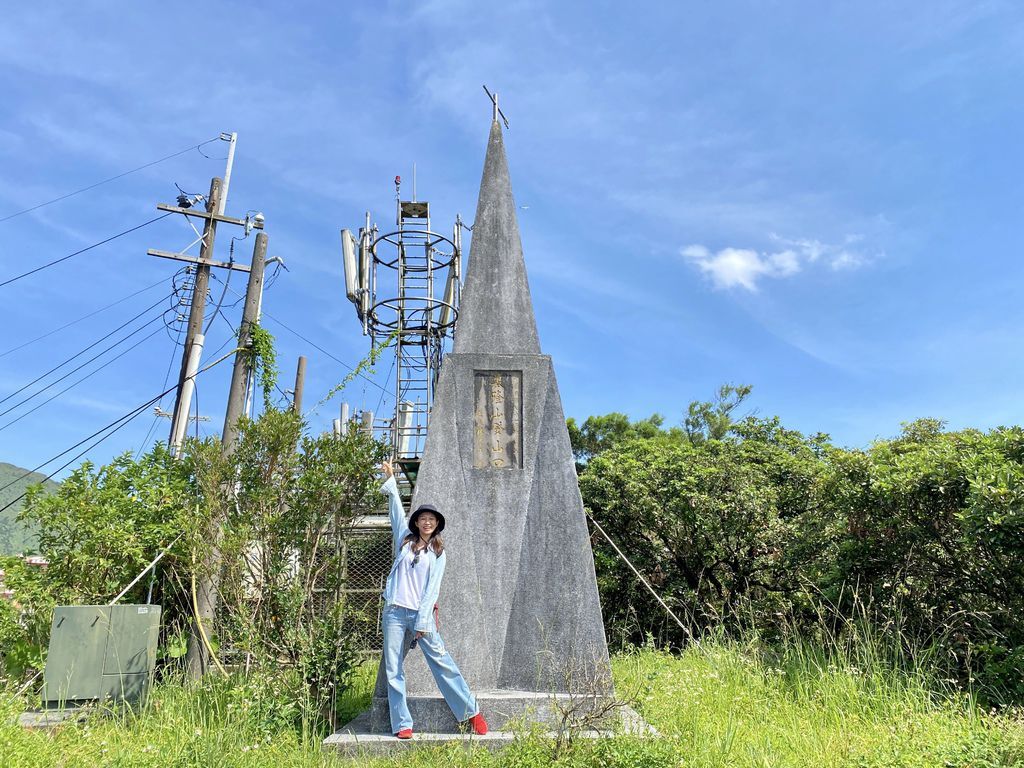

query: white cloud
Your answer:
[831,250,869,270]
[681,245,770,291]
[682,235,873,291]
[768,249,800,276]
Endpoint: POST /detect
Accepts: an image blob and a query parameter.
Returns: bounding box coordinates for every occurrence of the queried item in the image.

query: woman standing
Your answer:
[379,461,488,739]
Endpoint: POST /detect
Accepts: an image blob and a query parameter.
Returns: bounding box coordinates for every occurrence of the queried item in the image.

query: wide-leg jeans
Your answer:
[382,604,478,733]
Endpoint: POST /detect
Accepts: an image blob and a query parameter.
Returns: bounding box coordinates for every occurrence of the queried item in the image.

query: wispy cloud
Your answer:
[681,235,874,291]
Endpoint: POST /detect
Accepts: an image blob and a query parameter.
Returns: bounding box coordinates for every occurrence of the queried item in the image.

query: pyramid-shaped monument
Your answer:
[367,120,612,732]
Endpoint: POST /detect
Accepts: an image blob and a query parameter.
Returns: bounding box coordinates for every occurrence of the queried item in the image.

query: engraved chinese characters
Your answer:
[473,371,523,469]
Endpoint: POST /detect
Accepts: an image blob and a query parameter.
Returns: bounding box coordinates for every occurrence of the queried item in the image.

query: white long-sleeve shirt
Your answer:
[379,476,446,633]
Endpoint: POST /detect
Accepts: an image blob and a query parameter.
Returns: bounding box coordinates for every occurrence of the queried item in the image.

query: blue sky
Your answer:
[1,1,1022,477]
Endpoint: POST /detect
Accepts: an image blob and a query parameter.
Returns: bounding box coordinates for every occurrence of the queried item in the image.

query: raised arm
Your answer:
[380,461,409,558]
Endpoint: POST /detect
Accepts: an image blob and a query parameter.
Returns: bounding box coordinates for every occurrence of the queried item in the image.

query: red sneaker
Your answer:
[396,728,413,739]
[468,712,488,735]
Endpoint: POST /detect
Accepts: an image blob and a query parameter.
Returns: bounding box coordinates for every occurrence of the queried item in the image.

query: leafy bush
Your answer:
[580,415,830,647]
[9,406,386,730]
[576,397,1024,704]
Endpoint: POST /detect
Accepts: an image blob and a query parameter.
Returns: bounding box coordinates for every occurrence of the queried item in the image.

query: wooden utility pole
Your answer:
[147,176,264,455]
[292,356,307,414]
[186,231,267,677]
[220,232,268,451]
[168,177,221,452]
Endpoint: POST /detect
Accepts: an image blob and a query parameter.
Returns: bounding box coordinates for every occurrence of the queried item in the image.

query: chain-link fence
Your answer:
[334,522,393,654]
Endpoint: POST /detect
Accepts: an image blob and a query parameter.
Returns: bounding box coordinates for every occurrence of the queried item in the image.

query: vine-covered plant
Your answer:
[246,323,279,408]
[312,330,398,415]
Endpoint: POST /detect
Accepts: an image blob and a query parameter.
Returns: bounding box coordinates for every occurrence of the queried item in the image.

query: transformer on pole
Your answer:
[341,175,463,491]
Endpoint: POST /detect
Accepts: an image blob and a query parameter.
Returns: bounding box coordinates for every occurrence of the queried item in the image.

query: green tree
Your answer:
[19,442,203,604]
[825,420,1024,701]
[683,383,753,444]
[199,408,387,727]
[567,412,673,467]
[580,419,829,647]
[11,407,387,727]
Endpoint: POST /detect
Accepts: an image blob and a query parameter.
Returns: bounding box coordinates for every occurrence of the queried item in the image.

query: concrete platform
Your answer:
[324,695,653,756]
[18,706,93,729]
[367,689,621,733]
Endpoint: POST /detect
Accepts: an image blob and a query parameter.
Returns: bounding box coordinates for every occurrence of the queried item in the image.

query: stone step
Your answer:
[324,701,653,756]
[368,689,620,733]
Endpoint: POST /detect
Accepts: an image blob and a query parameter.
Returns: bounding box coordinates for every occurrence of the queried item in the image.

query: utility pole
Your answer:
[145,132,263,455]
[292,356,307,414]
[168,177,220,452]
[218,132,237,216]
[186,231,267,677]
[220,232,268,450]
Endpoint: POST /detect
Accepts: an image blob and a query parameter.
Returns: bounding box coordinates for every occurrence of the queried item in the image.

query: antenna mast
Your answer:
[340,174,462,491]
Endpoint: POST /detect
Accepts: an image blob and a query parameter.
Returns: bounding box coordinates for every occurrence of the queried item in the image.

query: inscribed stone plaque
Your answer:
[473,371,523,469]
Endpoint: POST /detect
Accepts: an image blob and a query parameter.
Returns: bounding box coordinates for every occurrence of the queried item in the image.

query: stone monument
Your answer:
[365,117,613,733]
[326,117,625,752]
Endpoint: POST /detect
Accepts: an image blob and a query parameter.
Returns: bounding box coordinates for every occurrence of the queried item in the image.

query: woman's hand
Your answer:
[415,631,425,640]
[382,460,394,479]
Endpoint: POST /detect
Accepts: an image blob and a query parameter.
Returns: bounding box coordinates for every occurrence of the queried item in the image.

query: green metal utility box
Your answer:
[42,605,161,707]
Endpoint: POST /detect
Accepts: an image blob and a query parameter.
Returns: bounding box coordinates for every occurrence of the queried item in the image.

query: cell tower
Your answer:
[340,175,463,491]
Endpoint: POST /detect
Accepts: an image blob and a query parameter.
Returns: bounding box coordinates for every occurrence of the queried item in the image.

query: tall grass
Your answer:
[2,631,1022,767]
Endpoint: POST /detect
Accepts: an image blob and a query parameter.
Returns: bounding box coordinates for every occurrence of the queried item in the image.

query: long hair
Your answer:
[403,531,444,556]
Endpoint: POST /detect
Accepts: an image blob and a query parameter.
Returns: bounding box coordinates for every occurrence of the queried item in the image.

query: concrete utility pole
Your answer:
[168,177,221,452]
[145,133,263,455]
[218,132,237,216]
[186,231,267,678]
[292,356,307,414]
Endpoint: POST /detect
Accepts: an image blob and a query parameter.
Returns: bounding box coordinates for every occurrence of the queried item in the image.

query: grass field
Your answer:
[2,639,1022,767]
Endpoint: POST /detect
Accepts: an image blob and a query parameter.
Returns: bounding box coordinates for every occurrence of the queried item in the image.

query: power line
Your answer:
[0,305,170,419]
[0,346,241,512]
[0,136,223,224]
[136,315,186,459]
[216,280,390,396]
[264,310,391,396]
[0,291,173,406]
[0,276,168,359]
[374,355,397,415]
[0,213,173,288]
[0,324,165,433]
[164,268,195,342]
[203,252,235,335]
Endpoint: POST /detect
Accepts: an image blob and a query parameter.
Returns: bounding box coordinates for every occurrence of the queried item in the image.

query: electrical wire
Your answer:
[192,381,208,440]
[0,324,165,432]
[0,346,241,512]
[374,355,397,416]
[203,244,236,335]
[266,312,391,395]
[0,136,222,224]
[0,276,168,359]
[0,291,173,407]
[204,326,238,362]
[0,306,170,419]
[164,268,195,342]
[136,314,186,459]
[216,281,390,396]
[0,213,173,288]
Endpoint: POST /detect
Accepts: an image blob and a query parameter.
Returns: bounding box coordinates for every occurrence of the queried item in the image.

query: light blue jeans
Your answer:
[382,605,478,733]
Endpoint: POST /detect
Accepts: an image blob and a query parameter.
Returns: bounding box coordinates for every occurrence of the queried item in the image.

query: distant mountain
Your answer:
[0,462,56,554]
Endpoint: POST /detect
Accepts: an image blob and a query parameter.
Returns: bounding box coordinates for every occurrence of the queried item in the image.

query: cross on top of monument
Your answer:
[482,84,510,129]
[452,113,539,356]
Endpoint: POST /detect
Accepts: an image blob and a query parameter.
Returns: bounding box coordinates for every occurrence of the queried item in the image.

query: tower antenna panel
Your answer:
[340,180,462,483]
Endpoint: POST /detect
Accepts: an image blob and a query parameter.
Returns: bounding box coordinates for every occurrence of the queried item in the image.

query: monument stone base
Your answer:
[368,690,619,733]
[323,693,653,756]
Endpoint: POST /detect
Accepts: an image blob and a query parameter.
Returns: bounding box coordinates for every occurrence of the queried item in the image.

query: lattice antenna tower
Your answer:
[341,175,463,484]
